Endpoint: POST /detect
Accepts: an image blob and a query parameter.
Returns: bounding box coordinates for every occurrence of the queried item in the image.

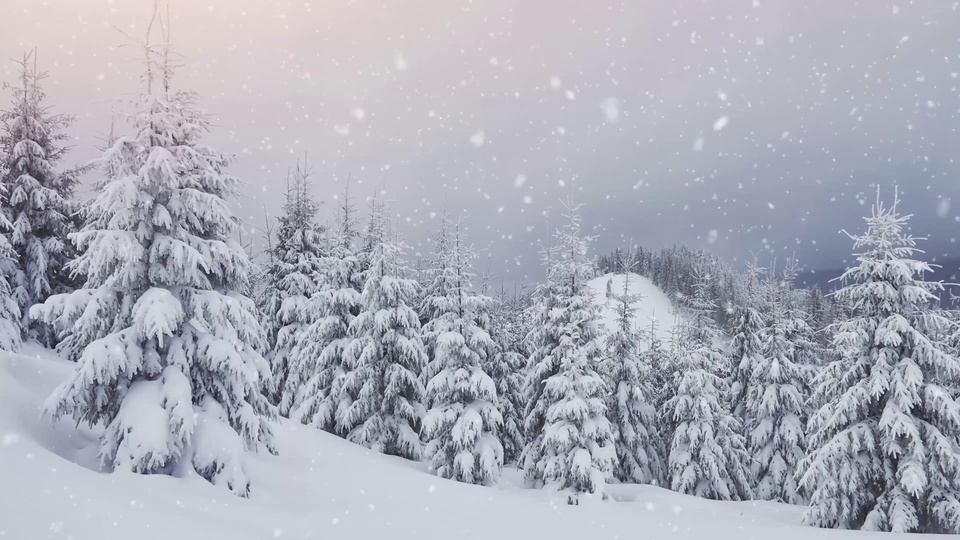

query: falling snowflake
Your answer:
[469,130,486,147]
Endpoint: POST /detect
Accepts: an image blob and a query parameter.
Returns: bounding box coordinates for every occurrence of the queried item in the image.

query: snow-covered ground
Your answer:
[0,345,810,540]
[589,272,677,345]
[0,339,880,540]
[0,279,872,540]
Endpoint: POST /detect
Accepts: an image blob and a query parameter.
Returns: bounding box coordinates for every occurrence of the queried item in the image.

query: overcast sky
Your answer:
[2,0,958,284]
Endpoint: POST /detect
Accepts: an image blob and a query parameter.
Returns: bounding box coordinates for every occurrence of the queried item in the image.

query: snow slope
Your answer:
[588,272,677,345]
[0,345,898,540]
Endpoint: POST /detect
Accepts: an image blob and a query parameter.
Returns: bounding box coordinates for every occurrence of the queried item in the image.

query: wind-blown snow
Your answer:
[589,273,677,346]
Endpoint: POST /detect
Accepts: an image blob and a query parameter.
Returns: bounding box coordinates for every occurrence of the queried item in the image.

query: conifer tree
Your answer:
[0,182,21,351]
[260,161,326,413]
[336,201,427,459]
[741,267,807,503]
[419,215,453,387]
[484,284,529,463]
[664,259,753,501]
[806,286,830,345]
[779,260,824,422]
[603,261,666,486]
[799,190,960,533]
[641,314,670,415]
[32,24,275,496]
[289,183,362,433]
[521,203,615,504]
[485,285,528,465]
[729,259,767,418]
[422,220,503,484]
[1,51,81,345]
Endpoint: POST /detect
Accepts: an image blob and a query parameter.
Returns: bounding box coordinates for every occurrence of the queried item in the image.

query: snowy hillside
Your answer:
[588,272,677,345]
[0,345,894,540]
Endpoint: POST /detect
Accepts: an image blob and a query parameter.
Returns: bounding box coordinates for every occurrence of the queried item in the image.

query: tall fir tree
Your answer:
[32,27,275,496]
[422,220,503,484]
[741,267,807,503]
[729,258,768,419]
[419,214,452,385]
[289,183,362,433]
[806,286,830,346]
[799,190,960,533]
[336,201,427,459]
[0,181,21,351]
[602,257,665,485]
[779,260,824,425]
[640,314,671,416]
[1,51,81,345]
[260,161,326,413]
[485,286,528,465]
[521,204,615,504]
[664,259,753,501]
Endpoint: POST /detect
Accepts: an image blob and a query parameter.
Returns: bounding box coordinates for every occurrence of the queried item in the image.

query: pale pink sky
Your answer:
[2,0,957,281]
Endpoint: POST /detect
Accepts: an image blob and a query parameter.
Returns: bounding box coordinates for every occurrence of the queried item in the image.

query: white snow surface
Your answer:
[0,339,882,539]
[588,272,677,345]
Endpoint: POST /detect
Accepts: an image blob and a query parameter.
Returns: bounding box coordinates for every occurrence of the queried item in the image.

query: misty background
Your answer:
[2,0,958,287]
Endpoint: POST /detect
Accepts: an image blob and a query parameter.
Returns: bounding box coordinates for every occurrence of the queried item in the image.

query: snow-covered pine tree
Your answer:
[0,181,21,351]
[422,219,503,484]
[521,203,615,504]
[485,287,528,465]
[419,213,452,386]
[260,161,326,413]
[1,51,82,345]
[806,286,830,345]
[664,257,753,501]
[798,190,960,533]
[740,265,807,504]
[32,26,275,497]
[289,183,362,433]
[729,258,767,419]
[475,258,527,461]
[950,309,960,399]
[779,260,824,422]
[603,258,666,486]
[336,201,427,459]
[641,313,670,415]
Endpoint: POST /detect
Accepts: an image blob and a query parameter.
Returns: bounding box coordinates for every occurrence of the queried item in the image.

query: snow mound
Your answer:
[0,345,876,540]
[589,272,677,345]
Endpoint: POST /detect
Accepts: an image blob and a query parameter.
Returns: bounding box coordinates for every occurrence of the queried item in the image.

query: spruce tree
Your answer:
[807,286,830,345]
[641,314,671,416]
[485,288,528,465]
[422,220,503,484]
[799,190,960,533]
[741,269,807,503]
[289,184,362,433]
[664,259,753,501]
[336,202,427,459]
[521,204,615,504]
[32,32,275,496]
[260,161,326,413]
[0,182,21,351]
[1,51,81,345]
[729,259,767,419]
[603,259,665,485]
[419,215,452,385]
[779,260,824,426]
